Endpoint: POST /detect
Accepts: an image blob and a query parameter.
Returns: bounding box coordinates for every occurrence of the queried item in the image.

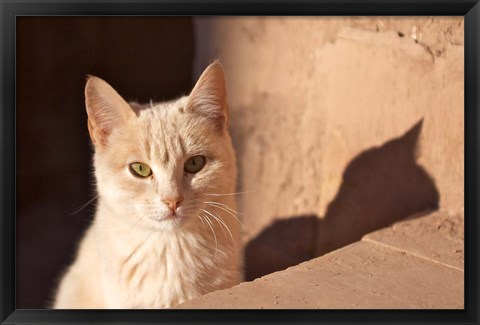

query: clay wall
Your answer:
[193,17,464,280]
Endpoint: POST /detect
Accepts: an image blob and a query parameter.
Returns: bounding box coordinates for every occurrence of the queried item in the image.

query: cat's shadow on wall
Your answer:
[244,119,440,281]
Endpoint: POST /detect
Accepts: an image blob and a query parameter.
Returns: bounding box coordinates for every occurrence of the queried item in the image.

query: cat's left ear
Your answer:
[186,61,229,130]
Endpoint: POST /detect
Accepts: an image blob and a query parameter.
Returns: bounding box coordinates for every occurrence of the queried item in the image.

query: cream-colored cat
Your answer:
[53,62,241,308]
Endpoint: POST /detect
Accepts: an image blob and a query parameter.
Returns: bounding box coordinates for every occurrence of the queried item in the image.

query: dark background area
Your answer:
[16,17,194,308]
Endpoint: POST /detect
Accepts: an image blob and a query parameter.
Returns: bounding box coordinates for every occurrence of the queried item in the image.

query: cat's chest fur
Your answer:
[95,211,233,308]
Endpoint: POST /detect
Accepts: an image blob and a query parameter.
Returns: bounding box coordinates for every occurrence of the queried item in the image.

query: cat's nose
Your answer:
[162,196,183,212]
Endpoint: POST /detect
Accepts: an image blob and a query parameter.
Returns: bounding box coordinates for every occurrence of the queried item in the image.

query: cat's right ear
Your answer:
[85,76,135,148]
[186,61,229,132]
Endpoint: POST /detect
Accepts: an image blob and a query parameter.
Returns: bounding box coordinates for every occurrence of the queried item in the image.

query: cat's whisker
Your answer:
[204,202,243,227]
[203,209,238,253]
[208,205,245,232]
[69,195,98,215]
[202,209,228,238]
[204,191,253,197]
[202,213,218,249]
[205,201,243,216]
[207,207,242,228]
[201,213,218,262]
[196,215,206,228]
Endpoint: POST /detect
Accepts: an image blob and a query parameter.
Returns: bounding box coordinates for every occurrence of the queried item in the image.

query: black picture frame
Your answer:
[1,1,478,324]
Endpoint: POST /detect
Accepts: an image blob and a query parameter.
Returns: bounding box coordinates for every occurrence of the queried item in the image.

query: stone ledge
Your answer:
[363,210,463,271]
[176,211,464,309]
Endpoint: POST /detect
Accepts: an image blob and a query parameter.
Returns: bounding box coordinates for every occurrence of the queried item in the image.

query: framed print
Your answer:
[1,0,479,324]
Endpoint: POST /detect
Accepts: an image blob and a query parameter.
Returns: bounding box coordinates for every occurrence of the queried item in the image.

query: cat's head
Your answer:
[85,62,236,231]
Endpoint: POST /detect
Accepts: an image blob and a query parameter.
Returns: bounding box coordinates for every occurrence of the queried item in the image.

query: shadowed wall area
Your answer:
[244,120,440,280]
[16,17,194,308]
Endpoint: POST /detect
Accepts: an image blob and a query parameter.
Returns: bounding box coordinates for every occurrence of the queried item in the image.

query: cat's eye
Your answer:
[184,155,206,174]
[129,162,152,178]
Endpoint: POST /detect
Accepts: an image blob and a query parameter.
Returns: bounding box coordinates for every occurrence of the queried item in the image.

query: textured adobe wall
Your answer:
[193,17,464,280]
